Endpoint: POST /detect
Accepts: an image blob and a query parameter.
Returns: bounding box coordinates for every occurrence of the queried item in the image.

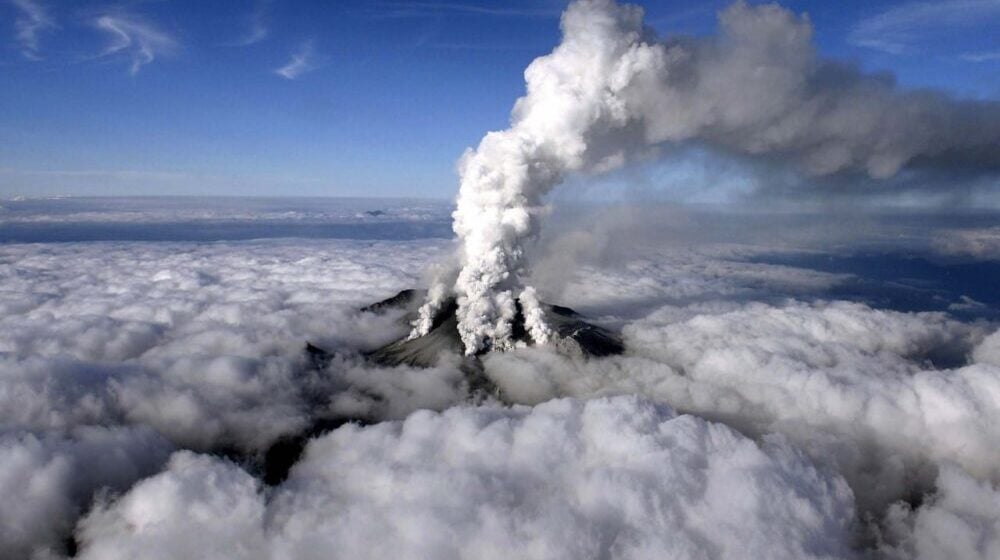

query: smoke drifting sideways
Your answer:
[416,0,1000,355]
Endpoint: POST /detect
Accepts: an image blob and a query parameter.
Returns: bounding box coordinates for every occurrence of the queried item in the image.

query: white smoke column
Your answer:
[418,0,1000,354]
[425,0,659,353]
[519,286,554,346]
[408,265,456,340]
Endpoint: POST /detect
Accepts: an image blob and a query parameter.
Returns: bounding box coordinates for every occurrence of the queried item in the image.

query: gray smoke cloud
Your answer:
[418,0,1000,355]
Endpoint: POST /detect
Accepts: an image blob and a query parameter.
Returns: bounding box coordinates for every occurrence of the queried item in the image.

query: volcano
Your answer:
[291,290,624,485]
[361,289,624,368]
[303,289,625,401]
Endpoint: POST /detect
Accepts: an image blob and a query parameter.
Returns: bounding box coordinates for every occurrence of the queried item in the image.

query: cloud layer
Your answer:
[75,397,857,560]
[880,466,1000,560]
[0,427,171,558]
[485,300,998,513]
[3,0,1000,555]
[0,239,455,452]
[3,201,1000,559]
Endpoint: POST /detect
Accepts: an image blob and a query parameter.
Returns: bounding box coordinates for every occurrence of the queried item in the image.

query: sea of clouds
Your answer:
[1,197,999,559]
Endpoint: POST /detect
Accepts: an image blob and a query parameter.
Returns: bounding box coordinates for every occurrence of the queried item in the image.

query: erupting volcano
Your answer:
[5,0,1000,557]
[365,289,623,367]
[400,0,1000,357]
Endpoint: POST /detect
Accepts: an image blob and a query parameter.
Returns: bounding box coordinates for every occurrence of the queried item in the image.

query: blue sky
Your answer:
[1,0,998,198]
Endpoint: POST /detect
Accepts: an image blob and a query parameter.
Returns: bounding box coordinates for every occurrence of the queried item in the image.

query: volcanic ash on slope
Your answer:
[362,289,624,368]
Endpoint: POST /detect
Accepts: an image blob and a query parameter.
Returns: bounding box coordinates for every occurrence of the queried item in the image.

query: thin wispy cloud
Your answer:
[274,40,317,80]
[9,0,56,60]
[91,12,178,75]
[848,0,1000,55]
[959,50,1000,62]
[228,0,270,47]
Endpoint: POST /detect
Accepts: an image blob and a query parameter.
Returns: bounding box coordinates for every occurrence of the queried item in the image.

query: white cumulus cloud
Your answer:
[75,397,857,560]
[0,427,171,559]
[0,239,456,453]
[881,466,1000,560]
[484,300,999,515]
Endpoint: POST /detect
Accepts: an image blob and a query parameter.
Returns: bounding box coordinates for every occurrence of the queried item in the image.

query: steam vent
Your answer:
[362,289,624,368]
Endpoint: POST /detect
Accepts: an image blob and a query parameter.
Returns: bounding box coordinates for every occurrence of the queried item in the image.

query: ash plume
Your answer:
[414,0,1000,355]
